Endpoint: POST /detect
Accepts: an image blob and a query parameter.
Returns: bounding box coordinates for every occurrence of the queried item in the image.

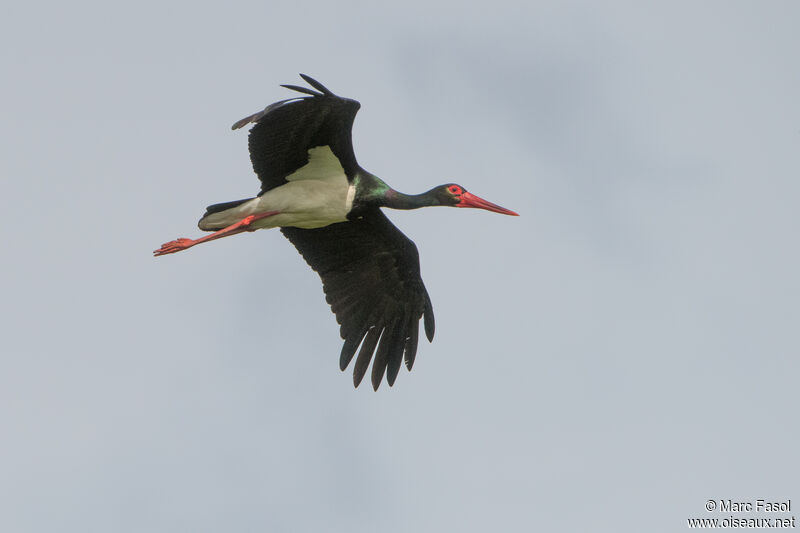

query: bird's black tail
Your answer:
[198,198,252,231]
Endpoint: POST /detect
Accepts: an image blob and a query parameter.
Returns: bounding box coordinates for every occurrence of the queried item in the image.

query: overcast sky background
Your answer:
[2,1,798,532]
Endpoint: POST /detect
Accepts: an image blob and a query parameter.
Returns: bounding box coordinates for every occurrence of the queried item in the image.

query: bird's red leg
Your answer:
[153,211,280,256]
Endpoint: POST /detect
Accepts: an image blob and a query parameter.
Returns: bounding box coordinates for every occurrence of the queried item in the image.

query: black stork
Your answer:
[154,74,518,390]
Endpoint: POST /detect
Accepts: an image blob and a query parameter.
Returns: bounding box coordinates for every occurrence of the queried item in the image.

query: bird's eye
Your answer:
[448,185,462,195]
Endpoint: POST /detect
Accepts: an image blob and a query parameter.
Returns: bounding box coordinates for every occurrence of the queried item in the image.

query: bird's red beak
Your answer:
[457,192,519,216]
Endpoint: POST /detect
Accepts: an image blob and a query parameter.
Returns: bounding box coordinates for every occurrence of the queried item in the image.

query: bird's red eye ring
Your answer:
[448,185,462,195]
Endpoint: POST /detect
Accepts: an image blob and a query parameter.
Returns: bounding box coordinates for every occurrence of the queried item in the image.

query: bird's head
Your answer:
[433,184,519,216]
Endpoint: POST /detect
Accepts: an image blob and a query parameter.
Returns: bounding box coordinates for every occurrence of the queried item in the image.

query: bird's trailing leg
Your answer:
[153,211,280,256]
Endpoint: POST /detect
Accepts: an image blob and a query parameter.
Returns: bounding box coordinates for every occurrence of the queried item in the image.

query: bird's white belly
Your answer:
[198,145,355,231]
[247,179,353,229]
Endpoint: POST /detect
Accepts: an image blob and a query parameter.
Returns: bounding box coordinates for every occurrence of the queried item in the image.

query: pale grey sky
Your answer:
[2,1,798,532]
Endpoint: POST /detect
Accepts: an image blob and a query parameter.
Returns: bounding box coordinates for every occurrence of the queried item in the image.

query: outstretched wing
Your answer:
[281,210,435,390]
[232,74,361,194]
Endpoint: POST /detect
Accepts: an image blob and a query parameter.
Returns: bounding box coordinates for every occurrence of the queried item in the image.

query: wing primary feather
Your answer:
[372,319,399,390]
[353,326,382,388]
[230,98,301,130]
[299,73,334,95]
[386,317,409,387]
[423,292,435,342]
[339,326,369,371]
[280,84,322,96]
[231,113,259,131]
[404,319,420,371]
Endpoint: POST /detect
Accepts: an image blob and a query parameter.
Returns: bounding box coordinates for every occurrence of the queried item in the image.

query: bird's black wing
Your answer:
[281,210,435,390]
[232,74,361,194]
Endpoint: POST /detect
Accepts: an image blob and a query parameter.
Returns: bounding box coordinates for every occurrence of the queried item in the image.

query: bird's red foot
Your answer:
[152,211,278,258]
[153,238,196,256]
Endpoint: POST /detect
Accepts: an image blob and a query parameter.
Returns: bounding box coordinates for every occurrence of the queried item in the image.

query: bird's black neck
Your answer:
[383,188,440,210]
[355,172,441,211]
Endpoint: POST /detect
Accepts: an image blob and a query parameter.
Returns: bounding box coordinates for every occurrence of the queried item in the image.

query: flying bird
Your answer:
[154,74,518,390]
